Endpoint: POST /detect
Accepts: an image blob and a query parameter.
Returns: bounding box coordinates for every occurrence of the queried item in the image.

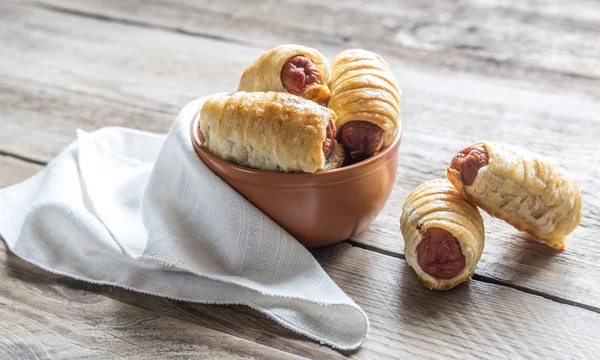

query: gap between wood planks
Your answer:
[345,240,600,314]
[0,149,46,166]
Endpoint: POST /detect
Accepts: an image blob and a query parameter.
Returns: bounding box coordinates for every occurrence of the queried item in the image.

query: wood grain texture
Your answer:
[0,155,43,188]
[1,2,599,312]
[37,0,600,99]
[0,252,309,360]
[316,244,600,359]
[1,1,600,358]
[2,231,600,359]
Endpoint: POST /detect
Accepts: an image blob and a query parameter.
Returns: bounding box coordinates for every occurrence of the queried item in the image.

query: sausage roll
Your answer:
[328,49,401,161]
[198,91,339,173]
[238,44,331,105]
[400,179,485,290]
[446,141,582,249]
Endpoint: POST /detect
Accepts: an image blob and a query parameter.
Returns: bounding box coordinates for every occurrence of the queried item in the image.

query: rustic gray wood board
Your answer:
[0,256,308,360]
[1,1,599,315]
[2,195,600,359]
[36,0,600,99]
[0,155,43,188]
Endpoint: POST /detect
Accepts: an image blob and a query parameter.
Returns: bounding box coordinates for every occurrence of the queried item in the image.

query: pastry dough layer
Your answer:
[446,141,582,249]
[328,49,402,145]
[400,179,485,290]
[238,44,331,103]
[200,91,337,173]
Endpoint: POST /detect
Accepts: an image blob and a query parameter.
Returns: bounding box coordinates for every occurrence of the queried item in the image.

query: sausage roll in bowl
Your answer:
[328,49,401,161]
[401,179,484,290]
[446,141,582,249]
[198,91,341,173]
[238,44,331,105]
[400,179,485,290]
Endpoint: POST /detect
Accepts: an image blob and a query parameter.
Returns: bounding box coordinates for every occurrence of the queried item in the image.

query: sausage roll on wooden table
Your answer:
[238,44,331,104]
[198,91,342,173]
[446,141,582,249]
[328,49,402,161]
[400,179,485,290]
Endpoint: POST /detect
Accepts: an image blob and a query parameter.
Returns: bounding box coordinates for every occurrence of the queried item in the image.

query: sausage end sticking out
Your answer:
[338,121,385,161]
[449,145,489,185]
[197,127,206,144]
[322,121,337,159]
[280,55,322,96]
[417,227,465,279]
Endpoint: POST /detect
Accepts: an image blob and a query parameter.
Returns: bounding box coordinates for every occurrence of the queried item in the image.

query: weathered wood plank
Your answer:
[0,3,241,163]
[37,0,600,98]
[0,257,310,360]
[318,244,600,359]
[1,2,599,312]
[0,155,43,188]
[2,231,600,359]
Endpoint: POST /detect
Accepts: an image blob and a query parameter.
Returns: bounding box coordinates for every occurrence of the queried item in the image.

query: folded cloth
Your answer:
[0,96,368,350]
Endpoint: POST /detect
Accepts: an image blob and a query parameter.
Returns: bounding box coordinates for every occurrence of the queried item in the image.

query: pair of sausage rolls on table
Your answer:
[401,142,581,290]
[238,44,331,105]
[400,179,485,290]
[199,91,343,173]
[328,49,402,161]
[447,141,582,249]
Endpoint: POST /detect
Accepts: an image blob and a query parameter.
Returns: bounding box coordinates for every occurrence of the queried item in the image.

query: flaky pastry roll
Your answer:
[238,44,331,104]
[446,141,582,249]
[328,49,402,160]
[400,179,485,290]
[198,91,338,173]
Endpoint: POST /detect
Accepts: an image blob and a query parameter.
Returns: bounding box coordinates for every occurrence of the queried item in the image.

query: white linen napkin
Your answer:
[0,96,368,350]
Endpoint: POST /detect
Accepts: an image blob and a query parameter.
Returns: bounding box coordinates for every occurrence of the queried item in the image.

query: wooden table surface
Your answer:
[1,1,599,359]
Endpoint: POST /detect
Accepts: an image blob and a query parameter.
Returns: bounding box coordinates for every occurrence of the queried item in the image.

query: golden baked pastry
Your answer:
[400,179,485,290]
[446,141,582,249]
[199,91,338,173]
[328,49,401,160]
[238,44,331,104]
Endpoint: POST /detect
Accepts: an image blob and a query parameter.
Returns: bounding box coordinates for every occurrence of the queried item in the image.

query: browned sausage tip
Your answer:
[322,120,336,159]
[449,145,489,185]
[197,127,206,144]
[338,121,385,161]
[280,56,322,96]
[417,227,465,279]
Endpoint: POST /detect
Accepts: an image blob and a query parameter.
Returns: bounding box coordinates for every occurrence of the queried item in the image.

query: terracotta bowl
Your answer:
[191,113,401,248]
